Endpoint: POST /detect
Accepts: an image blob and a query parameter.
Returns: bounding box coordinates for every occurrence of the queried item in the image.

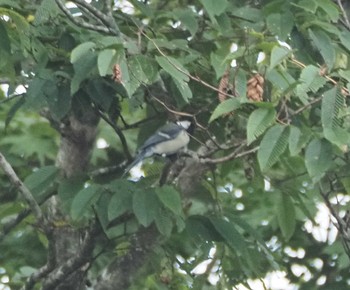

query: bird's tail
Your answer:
[123,151,147,177]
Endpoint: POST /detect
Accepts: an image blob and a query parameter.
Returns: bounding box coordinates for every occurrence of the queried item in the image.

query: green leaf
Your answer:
[295,65,327,102]
[321,87,349,147]
[324,127,350,148]
[71,42,96,63]
[291,0,317,13]
[235,70,247,98]
[210,217,247,255]
[270,46,290,69]
[339,69,350,82]
[173,8,198,36]
[71,184,102,220]
[71,53,97,94]
[289,126,310,156]
[45,81,71,121]
[0,21,10,54]
[129,55,159,85]
[33,0,60,25]
[155,207,173,237]
[276,193,296,241]
[186,215,222,241]
[200,0,228,20]
[97,49,117,77]
[0,7,29,32]
[133,188,160,227]
[309,28,335,70]
[129,0,154,17]
[25,77,49,110]
[305,138,332,182]
[267,68,296,93]
[24,166,58,200]
[210,52,228,79]
[86,79,115,111]
[156,186,183,216]
[107,180,134,221]
[299,65,326,92]
[5,97,25,129]
[156,56,189,82]
[247,108,276,144]
[317,0,339,22]
[209,98,241,123]
[58,176,85,213]
[340,30,350,52]
[321,87,344,129]
[266,12,294,41]
[258,125,290,171]
[173,77,192,103]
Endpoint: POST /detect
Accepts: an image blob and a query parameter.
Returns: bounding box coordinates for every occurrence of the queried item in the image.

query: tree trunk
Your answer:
[43,114,99,290]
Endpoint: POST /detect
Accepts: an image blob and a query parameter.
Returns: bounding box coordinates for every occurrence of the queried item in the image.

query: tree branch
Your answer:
[337,0,350,30]
[42,221,100,290]
[98,110,132,161]
[0,208,30,242]
[55,0,112,34]
[201,146,259,164]
[71,0,120,35]
[141,31,237,99]
[320,188,350,258]
[0,152,44,224]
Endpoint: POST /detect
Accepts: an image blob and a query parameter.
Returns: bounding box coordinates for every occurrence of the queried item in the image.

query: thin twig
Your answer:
[0,208,30,242]
[290,57,350,95]
[337,0,350,30]
[201,146,259,164]
[140,31,237,99]
[320,188,350,258]
[98,111,132,161]
[120,115,159,130]
[0,152,44,223]
[290,96,323,117]
[0,93,23,104]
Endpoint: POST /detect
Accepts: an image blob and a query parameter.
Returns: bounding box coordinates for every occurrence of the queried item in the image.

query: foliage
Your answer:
[1,0,350,289]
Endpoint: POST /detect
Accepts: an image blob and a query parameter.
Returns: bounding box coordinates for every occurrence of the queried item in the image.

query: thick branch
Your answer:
[0,152,44,223]
[71,0,120,35]
[94,226,157,290]
[42,222,100,290]
[55,0,112,34]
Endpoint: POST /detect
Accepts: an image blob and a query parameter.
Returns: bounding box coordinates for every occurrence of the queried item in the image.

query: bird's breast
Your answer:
[152,130,190,155]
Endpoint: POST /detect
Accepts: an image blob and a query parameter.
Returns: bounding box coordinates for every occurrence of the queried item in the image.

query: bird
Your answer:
[124,120,192,175]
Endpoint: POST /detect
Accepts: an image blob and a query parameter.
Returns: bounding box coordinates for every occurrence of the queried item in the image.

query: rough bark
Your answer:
[43,114,99,290]
[94,226,158,290]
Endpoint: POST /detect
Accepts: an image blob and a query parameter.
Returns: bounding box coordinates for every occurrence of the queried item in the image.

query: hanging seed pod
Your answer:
[218,68,230,102]
[112,64,122,83]
[247,73,264,102]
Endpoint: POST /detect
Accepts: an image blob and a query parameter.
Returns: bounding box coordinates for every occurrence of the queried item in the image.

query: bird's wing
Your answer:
[123,150,147,175]
[138,123,182,151]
